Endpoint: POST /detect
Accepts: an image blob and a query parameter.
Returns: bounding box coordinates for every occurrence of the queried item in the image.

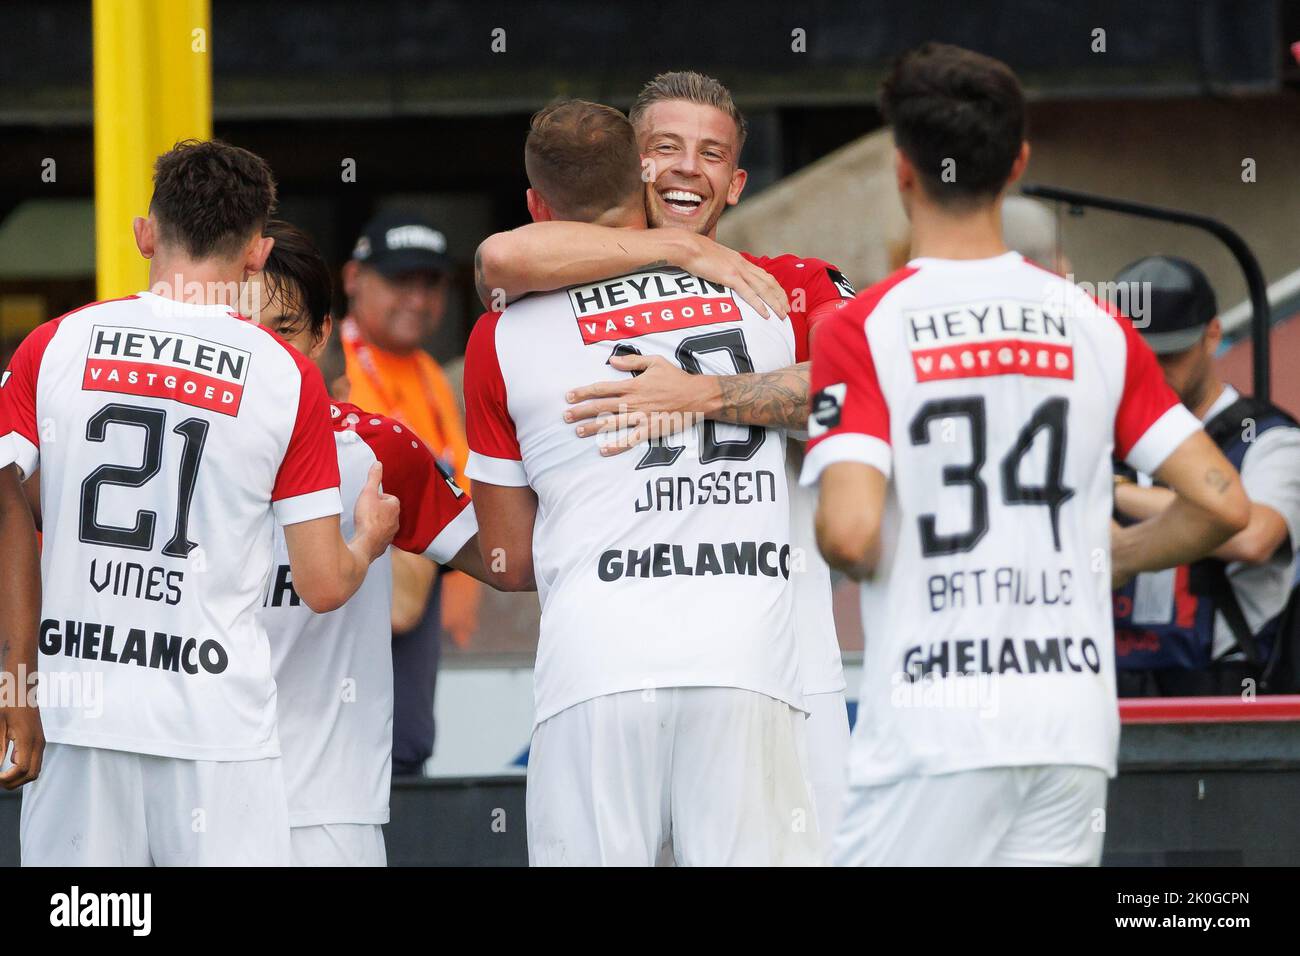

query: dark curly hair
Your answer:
[150,139,277,260]
[881,43,1025,208]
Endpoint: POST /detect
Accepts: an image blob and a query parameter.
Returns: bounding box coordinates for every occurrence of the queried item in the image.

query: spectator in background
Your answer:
[1001,195,1071,275]
[341,211,479,775]
[1112,256,1300,694]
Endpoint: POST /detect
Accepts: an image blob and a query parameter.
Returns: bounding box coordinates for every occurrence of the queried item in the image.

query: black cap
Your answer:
[351,210,453,275]
[1112,255,1217,355]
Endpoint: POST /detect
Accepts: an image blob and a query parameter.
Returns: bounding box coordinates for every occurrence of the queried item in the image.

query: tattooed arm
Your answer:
[474,222,788,318]
[1111,430,1250,586]
[562,355,811,454]
[714,363,810,431]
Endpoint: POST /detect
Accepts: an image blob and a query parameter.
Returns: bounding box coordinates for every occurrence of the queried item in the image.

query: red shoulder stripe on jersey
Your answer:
[3,317,64,446]
[0,296,141,451]
[804,266,919,454]
[843,265,921,325]
[463,310,522,462]
[267,329,342,504]
[1092,292,1183,461]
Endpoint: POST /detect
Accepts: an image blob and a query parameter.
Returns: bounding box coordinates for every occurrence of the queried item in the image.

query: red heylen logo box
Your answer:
[84,325,250,416]
[568,271,739,344]
[911,339,1074,382]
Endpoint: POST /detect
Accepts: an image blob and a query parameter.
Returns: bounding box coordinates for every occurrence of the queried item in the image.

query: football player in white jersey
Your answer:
[6,141,400,866]
[802,44,1250,866]
[253,221,495,866]
[474,72,855,854]
[464,101,818,866]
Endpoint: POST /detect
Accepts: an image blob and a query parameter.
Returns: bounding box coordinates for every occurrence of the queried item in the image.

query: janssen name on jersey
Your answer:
[0,293,342,761]
[801,253,1202,785]
[465,267,799,724]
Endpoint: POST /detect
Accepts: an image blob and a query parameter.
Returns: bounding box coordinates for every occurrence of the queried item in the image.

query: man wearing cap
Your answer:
[342,210,480,773]
[1112,255,1300,694]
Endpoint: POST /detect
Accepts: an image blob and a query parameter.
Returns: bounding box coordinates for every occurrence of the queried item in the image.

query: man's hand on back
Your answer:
[675,232,790,320]
[565,353,813,453]
[563,353,717,455]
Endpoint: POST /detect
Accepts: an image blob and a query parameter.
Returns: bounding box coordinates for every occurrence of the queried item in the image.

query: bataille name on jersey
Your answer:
[83,324,252,415]
[568,270,738,344]
[905,298,1075,383]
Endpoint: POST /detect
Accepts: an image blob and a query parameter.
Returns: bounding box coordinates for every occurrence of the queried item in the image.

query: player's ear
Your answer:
[1205,317,1222,351]
[1007,141,1031,186]
[133,216,155,259]
[894,147,914,195]
[246,234,274,275]
[341,259,360,298]
[312,314,334,358]
[726,166,747,207]
[526,188,552,223]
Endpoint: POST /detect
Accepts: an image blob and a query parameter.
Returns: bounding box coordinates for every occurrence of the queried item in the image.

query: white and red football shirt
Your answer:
[0,292,342,760]
[464,267,800,724]
[800,253,1201,785]
[264,401,476,826]
[743,252,856,695]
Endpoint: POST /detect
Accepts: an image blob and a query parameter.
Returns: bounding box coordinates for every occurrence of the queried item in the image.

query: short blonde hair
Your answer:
[630,71,748,150]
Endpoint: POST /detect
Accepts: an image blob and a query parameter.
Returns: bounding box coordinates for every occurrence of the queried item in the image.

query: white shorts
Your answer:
[833,764,1108,867]
[290,823,387,867]
[803,689,850,858]
[20,742,291,867]
[527,686,820,866]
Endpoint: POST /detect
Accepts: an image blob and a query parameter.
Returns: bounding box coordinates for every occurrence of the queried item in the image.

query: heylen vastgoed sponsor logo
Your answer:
[83,325,251,416]
[50,886,151,936]
[904,298,1075,383]
[569,269,737,345]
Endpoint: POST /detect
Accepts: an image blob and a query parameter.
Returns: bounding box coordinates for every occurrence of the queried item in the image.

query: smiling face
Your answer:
[636,100,747,239]
[344,263,448,355]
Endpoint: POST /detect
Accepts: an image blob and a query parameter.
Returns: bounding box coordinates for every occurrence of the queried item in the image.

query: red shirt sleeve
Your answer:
[740,253,856,361]
[800,268,918,485]
[1111,312,1183,460]
[348,407,476,563]
[270,342,342,523]
[0,316,62,478]
[807,310,890,444]
[463,311,527,486]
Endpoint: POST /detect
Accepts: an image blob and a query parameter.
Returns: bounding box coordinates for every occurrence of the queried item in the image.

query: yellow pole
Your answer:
[93,0,212,300]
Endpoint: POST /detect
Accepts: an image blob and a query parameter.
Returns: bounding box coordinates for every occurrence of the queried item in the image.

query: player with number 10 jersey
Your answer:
[465,101,817,866]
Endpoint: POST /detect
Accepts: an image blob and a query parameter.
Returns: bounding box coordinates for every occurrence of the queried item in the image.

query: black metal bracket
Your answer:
[1020,184,1270,403]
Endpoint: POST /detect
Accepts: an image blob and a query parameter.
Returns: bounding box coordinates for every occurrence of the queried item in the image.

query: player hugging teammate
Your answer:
[0,45,1254,869]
